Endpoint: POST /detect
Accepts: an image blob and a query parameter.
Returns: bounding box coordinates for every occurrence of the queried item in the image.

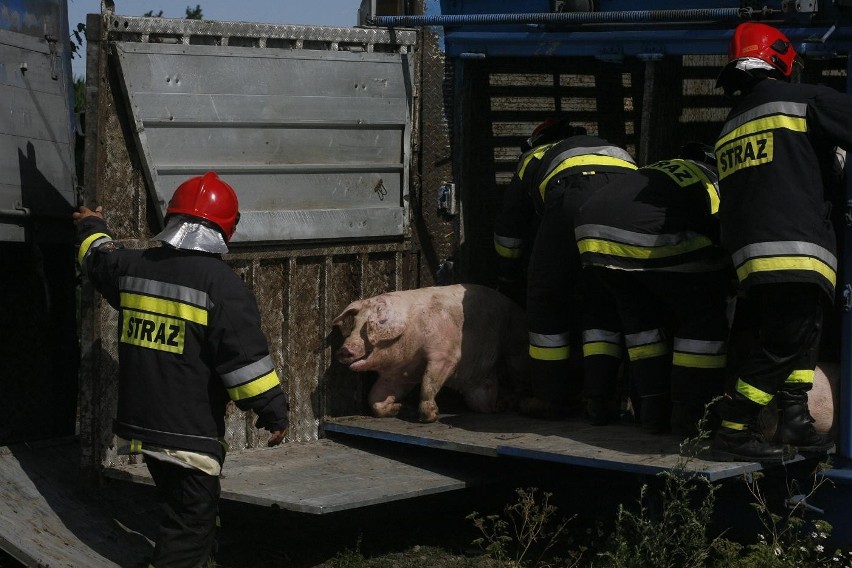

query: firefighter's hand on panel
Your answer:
[267,428,287,446]
[72,205,104,223]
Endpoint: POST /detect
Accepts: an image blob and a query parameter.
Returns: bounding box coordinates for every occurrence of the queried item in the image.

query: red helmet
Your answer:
[523,116,587,151]
[166,172,240,241]
[727,22,797,77]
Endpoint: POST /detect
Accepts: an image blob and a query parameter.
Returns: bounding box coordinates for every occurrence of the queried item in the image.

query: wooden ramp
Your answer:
[324,412,770,482]
[0,436,509,567]
[104,437,505,514]
[0,439,158,568]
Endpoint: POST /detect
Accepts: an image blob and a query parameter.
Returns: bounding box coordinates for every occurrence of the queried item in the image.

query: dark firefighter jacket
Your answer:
[714,78,852,299]
[493,134,637,267]
[575,158,730,273]
[76,216,289,464]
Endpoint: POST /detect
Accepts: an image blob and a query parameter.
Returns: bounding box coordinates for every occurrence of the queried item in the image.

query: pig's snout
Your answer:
[336,345,357,364]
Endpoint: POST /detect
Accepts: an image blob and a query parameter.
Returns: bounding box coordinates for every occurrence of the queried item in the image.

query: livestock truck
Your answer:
[3,0,852,564]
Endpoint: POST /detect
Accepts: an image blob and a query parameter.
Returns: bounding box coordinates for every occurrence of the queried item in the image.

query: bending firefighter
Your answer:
[710,22,852,463]
[575,144,731,435]
[494,116,638,420]
[74,172,290,567]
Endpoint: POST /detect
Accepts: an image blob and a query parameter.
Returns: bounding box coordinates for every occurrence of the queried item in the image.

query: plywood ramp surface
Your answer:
[324,412,767,481]
[104,438,498,514]
[0,440,157,568]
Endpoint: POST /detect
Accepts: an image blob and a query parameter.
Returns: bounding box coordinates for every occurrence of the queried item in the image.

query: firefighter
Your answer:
[74,172,290,568]
[710,22,852,463]
[574,144,732,435]
[497,120,638,421]
[493,116,587,304]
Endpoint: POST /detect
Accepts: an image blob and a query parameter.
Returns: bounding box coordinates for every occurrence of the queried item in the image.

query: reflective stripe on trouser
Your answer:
[624,328,670,398]
[525,172,629,403]
[528,331,574,401]
[720,283,823,429]
[582,328,622,395]
[672,337,728,407]
[578,267,624,400]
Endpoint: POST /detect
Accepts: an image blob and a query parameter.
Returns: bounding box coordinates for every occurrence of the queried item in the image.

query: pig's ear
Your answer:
[331,300,363,328]
[366,300,405,343]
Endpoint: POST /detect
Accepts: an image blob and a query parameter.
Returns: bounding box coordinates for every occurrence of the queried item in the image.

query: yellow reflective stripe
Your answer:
[130,439,143,453]
[121,292,208,325]
[529,344,570,361]
[627,343,668,361]
[720,420,747,431]
[785,369,815,385]
[539,156,637,198]
[518,144,554,178]
[494,239,522,259]
[735,256,837,288]
[672,352,727,369]
[227,370,281,401]
[735,378,774,406]
[577,235,713,260]
[77,232,111,266]
[583,342,622,358]
[715,115,807,148]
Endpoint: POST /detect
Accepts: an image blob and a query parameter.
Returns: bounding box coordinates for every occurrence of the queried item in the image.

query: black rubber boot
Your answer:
[586,396,617,426]
[639,393,671,434]
[774,389,835,455]
[670,402,704,437]
[710,426,795,464]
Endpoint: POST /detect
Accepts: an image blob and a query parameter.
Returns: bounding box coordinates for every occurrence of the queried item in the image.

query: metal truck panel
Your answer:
[0,27,76,239]
[112,36,413,242]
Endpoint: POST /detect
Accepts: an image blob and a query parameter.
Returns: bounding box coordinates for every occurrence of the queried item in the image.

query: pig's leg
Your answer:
[418,359,457,423]
[369,375,418,418]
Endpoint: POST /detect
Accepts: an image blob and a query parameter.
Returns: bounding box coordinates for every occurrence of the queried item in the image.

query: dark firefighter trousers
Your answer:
[593,267,730,411]
[146,456,221,568]
[719,282,823,426]
[526,173,625,405]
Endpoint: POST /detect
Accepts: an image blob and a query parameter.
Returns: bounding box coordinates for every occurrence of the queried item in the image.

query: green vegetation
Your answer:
[319,418,852,568]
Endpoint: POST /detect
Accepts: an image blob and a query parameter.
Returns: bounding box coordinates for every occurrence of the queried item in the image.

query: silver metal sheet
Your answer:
[0,29,76,239]
[113,40,413,242]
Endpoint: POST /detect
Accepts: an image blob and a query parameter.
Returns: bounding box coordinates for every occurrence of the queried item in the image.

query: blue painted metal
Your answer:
[371,8,748,27]
[323,422,499,456]
[840,58,852,462]
[495,445,763,482]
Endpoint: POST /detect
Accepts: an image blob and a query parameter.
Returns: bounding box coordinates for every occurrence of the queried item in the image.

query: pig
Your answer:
[331,284,528,423]
[757,362,839,439]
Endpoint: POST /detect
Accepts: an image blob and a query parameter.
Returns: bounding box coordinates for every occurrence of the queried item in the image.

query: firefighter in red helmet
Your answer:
[710,22,852,463]
[73,172,289,567]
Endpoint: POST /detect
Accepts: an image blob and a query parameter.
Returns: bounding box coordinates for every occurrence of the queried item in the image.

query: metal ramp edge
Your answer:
[323,412,770,482]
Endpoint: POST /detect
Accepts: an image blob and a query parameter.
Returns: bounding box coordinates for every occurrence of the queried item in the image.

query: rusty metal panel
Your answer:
[411,25,456,286]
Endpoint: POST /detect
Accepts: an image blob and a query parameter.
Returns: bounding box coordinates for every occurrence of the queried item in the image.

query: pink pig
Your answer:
[758,362,839,439]
[331,284,528,423]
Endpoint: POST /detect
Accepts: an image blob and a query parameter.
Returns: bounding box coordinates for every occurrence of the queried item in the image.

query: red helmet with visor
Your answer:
[166,172,240,241]
[727,22,797,78]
